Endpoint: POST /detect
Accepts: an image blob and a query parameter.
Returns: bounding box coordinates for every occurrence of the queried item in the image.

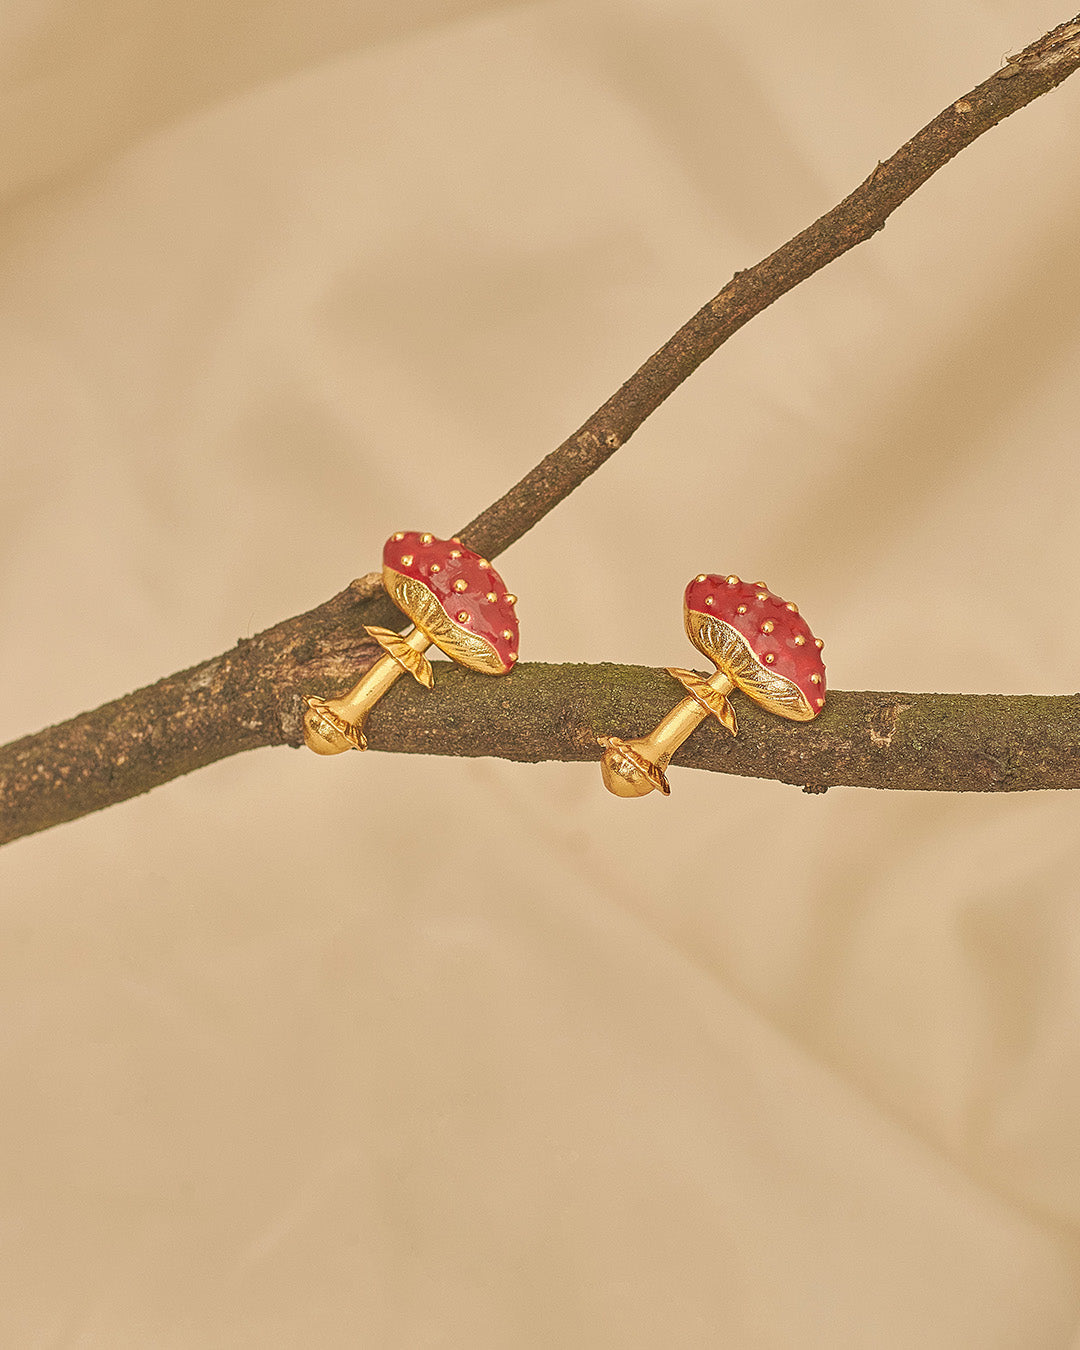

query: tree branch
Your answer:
[5,654,1080,849]
[4,13,1080,845]
[300,667,1080,797]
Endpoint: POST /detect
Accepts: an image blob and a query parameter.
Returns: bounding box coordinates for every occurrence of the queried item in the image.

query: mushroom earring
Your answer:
[303,531,519,755]
[598,574,825,797]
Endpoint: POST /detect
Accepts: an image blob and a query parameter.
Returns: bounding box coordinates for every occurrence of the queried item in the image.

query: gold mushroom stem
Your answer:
[599,669,735,798]
[303,625,433,755]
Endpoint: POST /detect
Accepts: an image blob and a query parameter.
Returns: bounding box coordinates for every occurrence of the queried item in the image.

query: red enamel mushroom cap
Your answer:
[683,574,825,719]
[382,531,519,674]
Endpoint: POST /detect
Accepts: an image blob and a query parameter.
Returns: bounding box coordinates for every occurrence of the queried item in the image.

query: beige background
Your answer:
[3,1,1080,1345]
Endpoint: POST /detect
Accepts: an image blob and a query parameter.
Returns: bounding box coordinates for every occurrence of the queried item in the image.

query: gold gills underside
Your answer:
[685,611,814,720]
[384,569,506,674]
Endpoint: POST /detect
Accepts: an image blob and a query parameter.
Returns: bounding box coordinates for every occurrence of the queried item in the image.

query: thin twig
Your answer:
[4,13,1080,846]
[458,14,1080,559]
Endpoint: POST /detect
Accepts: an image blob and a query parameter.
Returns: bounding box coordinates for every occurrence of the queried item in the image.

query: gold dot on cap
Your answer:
[756,592,768,602]
[505,593,517,605]
[761,620,774,634]
[420,533,433,544]
[392,531,405,540]
[815,638,824,649]
[763,653,776,665]
[794,634,806,646]
[508,651,518,662]
[810,673,821,684]
[786,602,798,613]
[486,591,498,603]
[816,697,824,707]
[726,575,740,585]
[736,604,747,615]
[479,559,491,569]
[502,629,513,640]
[705,596,714,606]
[453,578,468,592]
[401,553,414,566]
[456,611,470,623]
[696,574,707,582]
[429,563,441,573]
[449,549,462,559]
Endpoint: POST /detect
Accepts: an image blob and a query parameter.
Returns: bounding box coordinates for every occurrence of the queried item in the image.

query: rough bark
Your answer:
[5,648,1080,847]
